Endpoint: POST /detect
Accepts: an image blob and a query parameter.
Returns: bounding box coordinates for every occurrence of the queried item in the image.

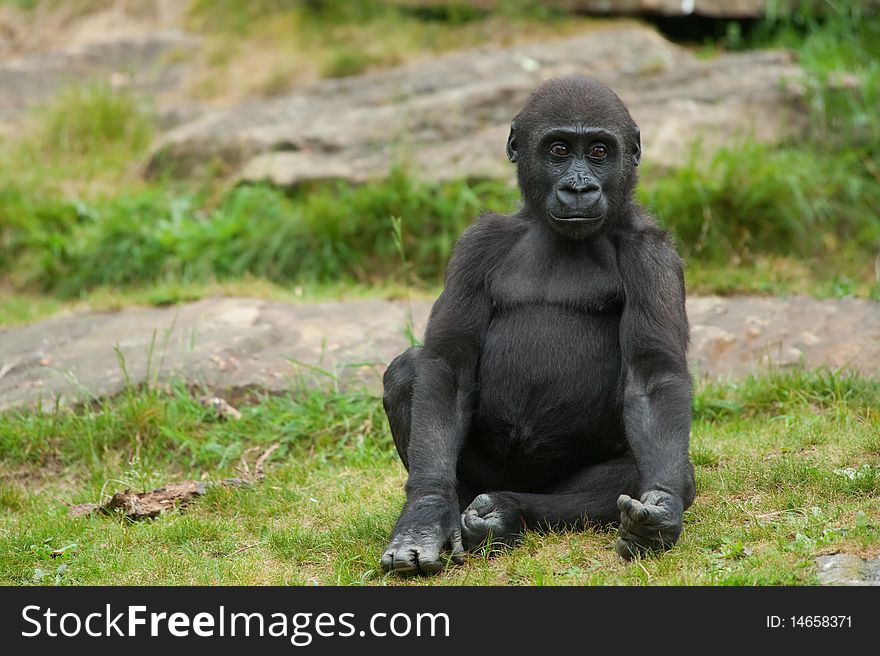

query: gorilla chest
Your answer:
[475,251,625,453]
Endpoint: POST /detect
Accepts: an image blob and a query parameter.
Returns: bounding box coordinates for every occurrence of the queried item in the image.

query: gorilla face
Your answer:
[506,76,641,241]
[539,125,621,239]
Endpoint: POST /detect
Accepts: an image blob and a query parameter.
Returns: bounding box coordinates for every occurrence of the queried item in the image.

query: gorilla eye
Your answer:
[589,144,608,160]
[549,143,570,157]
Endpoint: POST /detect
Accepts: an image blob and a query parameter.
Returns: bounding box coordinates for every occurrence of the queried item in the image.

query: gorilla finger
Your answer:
[619,496,650,523]
[615,537,644,560]
[392,561,419,574]
[418,558,444,575]
[630,500,651,522]
[461,519,489,550]
[469,493,495,514]
[380,550,395,572]
[618,524,657,549]
[462,509,488,532]
[387,547,419,574]
[450,530,466,565]
[413,547,443,575]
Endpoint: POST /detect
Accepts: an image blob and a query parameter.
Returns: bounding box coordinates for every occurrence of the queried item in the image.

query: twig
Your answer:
[754,508,808,520]
[254,443,281,475]
[225,541,264,558]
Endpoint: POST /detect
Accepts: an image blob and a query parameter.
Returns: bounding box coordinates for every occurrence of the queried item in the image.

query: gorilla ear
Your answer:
[506,121,518,163]
[632,126,642,167]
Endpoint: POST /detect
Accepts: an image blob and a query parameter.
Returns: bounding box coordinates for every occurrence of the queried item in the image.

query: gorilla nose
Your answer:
[556,182,601,208]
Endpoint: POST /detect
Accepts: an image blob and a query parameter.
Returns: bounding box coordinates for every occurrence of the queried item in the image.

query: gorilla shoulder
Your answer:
[444,212,528,283]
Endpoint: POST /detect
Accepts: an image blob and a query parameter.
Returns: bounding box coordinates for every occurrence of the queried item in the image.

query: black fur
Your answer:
[380,76,695,575]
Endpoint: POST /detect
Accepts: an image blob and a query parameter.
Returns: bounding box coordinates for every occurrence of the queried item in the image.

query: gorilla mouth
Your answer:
[549,211,604,222]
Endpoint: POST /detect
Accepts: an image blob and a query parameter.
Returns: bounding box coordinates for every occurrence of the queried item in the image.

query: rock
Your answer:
[391,1,772,18]
[146,23,805,186]
[0,0,187,57]
[1,295,878,411]
[816,554,880,586]
[391,1,880,18]
[200,395,243,420]
[688,296,880,379]
[0,29,198,122]
[0,298,428,412]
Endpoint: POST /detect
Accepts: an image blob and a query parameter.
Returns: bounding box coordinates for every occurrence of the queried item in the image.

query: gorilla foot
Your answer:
[615,490,684,559]
[380,494,465,576]
[461,493,526,550]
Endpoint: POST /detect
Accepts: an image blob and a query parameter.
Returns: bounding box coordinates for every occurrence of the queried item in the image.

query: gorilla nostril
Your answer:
[557,186,600,204]
[559,180,599,195]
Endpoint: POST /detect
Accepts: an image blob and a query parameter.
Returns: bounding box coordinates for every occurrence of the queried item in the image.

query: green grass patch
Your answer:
[4,174,516,295]
[641,143,880,263]
[0,82,156,274]
[2,166,877,304]
[34,83,153,159]
[0,368,877,585]
[642,3,880,274]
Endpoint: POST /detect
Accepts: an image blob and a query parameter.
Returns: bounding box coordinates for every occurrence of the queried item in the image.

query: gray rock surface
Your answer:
[687,296,880,377]
[1,295,877,411]
[816,554,880,586]
[0,30,197,123]
[391,0,772,18]
[147,24,805,185]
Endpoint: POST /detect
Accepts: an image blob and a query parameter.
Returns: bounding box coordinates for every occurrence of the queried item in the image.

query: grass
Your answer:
[0,367,877,585]
[0,81,157,275]
[2,121,877,304]
[181,0,596,102]
[641,143,880,265]
[14,175,517,295]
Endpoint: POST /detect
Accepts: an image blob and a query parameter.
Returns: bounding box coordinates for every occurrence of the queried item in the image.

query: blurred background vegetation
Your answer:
[0,0,878,326]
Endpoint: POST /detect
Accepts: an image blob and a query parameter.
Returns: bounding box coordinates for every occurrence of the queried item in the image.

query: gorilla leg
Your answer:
[383,347,500,512]
[382,346,420,469]
[460,454,643,548]
[387,353,693,556]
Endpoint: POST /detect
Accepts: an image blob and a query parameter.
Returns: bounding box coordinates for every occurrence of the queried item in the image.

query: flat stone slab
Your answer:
[1,295,878,411]
[391,1,773,18]
[146,23,805,186]
[816,554,880,586]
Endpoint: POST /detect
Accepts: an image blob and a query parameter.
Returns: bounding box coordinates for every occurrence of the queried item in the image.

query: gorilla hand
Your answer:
[615,490,683,559]
[381,494,464,575]
[461,493,526,550]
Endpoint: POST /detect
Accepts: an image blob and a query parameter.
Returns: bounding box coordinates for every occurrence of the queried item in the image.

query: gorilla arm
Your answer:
[615,226,695,557]
[380,220,497,574]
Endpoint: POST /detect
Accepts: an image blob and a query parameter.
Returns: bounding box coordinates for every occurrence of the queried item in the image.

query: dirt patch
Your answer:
[1,455,80,497]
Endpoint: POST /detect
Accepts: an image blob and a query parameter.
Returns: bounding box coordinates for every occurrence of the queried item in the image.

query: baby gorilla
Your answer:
[381,76,695,575]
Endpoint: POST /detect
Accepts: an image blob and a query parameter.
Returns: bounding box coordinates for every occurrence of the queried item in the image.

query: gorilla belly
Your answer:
[473,305,626,480]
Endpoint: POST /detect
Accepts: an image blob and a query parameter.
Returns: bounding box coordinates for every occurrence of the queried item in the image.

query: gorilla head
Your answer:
[506,76,642,240]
